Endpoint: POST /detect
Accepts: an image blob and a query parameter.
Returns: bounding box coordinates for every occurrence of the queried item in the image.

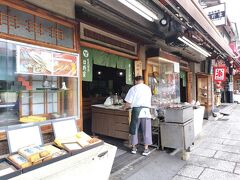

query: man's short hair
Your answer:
[134,76,143,81]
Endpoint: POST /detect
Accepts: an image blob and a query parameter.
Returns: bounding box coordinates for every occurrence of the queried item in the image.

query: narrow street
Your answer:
[111,104,240,180]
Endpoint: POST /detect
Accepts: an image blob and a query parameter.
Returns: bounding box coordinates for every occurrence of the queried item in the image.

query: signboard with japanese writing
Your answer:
[134,61,142,77]
[204,3,226,26]
[81,47,93,82]
[213,66,226,82]
[16,45,79,77]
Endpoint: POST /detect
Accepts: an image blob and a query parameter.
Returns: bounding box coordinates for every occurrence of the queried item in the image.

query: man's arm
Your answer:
[123,102,131,110]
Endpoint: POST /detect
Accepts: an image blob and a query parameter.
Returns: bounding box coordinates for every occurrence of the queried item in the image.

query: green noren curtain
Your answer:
[81,47,93,82]
[81,47,133,85]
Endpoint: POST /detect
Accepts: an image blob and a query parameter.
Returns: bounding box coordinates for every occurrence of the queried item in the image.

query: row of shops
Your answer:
[0,0,239,178]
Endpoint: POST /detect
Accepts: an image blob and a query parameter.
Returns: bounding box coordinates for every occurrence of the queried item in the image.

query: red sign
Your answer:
[213,66,226,82]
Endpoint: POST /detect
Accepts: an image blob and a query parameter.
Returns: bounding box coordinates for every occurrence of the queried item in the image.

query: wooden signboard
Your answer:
[134,61,142,77]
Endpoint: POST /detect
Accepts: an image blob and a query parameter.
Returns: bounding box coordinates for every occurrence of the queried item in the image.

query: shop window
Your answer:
[35,17,57,45]
[0,39,79,127]
[57,24,74,49]
[147,59,180,107]
[8,8,35,40]
[0,4,75,50]
[0,5,8,33]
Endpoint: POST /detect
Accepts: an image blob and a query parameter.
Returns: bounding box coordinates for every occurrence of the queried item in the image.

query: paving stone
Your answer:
[203,137,224,144]
[214,151,240,163]
[188,155,235,172]
[191,148,216,158]
[234,163,240,175]
[172,175,196,180]
[200,142,240,154]
[229,130,240,135]
[199,168,240,180]
[177,165,204,178]
[223,139,240,147]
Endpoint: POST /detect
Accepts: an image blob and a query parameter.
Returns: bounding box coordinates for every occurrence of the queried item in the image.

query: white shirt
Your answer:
[125,83,152,118]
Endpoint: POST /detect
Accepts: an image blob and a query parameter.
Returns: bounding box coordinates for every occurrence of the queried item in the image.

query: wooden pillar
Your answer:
[187,72,193,103]
[67,77,74,116]
[144,60,149,85]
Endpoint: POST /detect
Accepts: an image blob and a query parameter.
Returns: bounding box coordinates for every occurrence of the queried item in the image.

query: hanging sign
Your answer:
[126,61,133,85]
[134,61,142,77]
[16,45,79,77]
[204,3,226,26]
[213,66,226,82]
[81,47,93,82]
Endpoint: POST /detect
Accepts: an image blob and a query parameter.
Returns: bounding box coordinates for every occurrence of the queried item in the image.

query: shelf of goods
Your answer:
[196,73,213,119]
[0,118,117,180]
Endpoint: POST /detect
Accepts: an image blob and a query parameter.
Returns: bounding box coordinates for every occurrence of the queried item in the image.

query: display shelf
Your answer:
[196,73,213,119]
[0,116,78,133]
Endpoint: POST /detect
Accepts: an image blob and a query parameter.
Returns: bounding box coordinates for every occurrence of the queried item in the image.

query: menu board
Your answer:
[16,45,79,77]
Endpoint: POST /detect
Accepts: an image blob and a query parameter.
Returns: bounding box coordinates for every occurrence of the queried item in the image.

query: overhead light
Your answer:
[97,71,102,75]
[182,36,211,56]
[118,0,159,22]
[159,16,168,26]
[178,36,211,57]
[119,72,123,76]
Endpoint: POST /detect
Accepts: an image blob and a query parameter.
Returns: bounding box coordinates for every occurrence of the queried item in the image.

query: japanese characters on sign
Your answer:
[134,61,142,77]
[213,66,226,82]
[81,48,93,82]
[204,3,226,26]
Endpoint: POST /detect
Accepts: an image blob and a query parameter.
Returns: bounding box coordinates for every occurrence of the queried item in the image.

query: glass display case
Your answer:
[0,39,79,127]
[147,57,180,108]
[196,73,213,118]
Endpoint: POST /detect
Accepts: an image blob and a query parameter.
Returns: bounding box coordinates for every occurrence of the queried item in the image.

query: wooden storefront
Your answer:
[0,0,80,153]
[78,22,141,138]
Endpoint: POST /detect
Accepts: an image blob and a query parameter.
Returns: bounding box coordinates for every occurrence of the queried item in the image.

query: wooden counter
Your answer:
[92,105,130,140]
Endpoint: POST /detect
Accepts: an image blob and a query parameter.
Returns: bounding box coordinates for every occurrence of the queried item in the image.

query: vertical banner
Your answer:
[213,66,226,82]
[81,47,93,82]
[126,60,133,85]
[134,61,142,77]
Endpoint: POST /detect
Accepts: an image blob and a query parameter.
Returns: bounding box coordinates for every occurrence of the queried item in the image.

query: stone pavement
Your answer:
[110,104,240,180]
[173,104,240,180]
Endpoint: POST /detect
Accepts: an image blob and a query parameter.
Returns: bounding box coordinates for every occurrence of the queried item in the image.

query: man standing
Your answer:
[123,76,152,156]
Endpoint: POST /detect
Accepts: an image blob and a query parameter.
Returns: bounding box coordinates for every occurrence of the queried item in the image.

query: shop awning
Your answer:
[174,0,235,58]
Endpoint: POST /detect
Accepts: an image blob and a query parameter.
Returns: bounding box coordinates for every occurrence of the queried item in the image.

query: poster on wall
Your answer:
[53,53,78,77]
[16,45,79,77]
[17,46,52,75]
[213,66,226,82]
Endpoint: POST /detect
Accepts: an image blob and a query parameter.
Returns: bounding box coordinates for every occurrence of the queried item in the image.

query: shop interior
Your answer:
[82,64,130,134]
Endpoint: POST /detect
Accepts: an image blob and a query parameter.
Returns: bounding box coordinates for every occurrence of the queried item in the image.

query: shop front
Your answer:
[0,1,117,179]
[79,22,139,140]
[0,0,81,152]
